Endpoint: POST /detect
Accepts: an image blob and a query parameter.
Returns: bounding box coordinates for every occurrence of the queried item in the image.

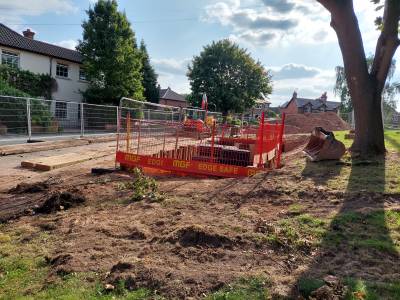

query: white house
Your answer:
[0,24,88,119]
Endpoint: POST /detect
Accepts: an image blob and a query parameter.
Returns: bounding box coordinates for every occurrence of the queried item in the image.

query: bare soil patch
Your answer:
[1,143,399,299]
[285,113,350,134]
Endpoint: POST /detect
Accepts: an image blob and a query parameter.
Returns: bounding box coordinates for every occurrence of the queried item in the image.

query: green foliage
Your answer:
[0,78,30,97]
[140,40,159,103]
[334,56,399,114]
[266,110,277,118]
[226,115,242,126]
[297,278,325,298]
[298,277,400,300]
[78,0,144,105]
[0,80,53,132]
[206,277,270,300]
[187,39,272,114]
[119,168,165,203]
[0,65,54,98]
[344,278,400,300]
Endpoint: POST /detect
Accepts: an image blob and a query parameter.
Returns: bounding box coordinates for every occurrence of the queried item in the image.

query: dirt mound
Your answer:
[165,225,234,248]
[47,254,74,276]
[285,113,350,134]
[107,262,162,292]
[106,261,227,299]
[9,182,49,194]
[284,134,309,153]
[35,191,86,214]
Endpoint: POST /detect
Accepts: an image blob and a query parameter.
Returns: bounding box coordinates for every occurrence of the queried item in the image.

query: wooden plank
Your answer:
[0,139,89,156]
[21,151,111,171]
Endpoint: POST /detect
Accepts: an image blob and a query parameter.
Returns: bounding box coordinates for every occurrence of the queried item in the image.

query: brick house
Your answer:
[280,92,341,114]
[245,92,271,119]
[159,87,187,108]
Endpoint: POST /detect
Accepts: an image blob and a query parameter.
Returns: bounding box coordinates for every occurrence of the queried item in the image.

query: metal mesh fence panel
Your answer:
[0,95,28,137]
[83,103,118,134]
[30,99,81,136]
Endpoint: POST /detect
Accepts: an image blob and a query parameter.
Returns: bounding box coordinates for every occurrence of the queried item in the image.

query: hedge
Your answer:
[0,79,53,134]
[0,65,54,99]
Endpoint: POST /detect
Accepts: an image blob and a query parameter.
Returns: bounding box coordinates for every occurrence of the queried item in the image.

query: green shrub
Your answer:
[226,115,242,126]
[0,65,54,99]
[0,79,53,133]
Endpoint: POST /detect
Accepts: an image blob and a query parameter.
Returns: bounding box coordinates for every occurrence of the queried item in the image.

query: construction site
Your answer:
[0,99,399,300]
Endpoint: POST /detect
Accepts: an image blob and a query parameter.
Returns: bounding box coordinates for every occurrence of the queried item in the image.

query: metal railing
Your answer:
[339,110,400,130]
[0,95,225,144]
[0,95,122,143]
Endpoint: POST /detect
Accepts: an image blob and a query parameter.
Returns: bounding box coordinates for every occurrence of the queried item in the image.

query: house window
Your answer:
[79,68,87,81]
[56,63,69,78]
[55,102,67,119]
[1,50,19,69]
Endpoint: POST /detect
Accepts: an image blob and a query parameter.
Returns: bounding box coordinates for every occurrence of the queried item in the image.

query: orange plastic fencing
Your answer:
[116,111,285,178]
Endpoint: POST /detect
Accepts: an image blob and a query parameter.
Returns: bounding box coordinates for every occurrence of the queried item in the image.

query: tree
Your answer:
[334,56,399,115]
[316,0,400,157]
[187,39,272,115]
[77,0,143,105]
[140,40,159,103]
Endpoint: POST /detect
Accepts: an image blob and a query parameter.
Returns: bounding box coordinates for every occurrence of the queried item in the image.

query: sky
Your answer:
[1,0,399,107]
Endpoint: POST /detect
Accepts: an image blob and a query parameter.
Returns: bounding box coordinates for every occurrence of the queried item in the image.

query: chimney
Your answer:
[23,29,35,39]
[320,92,328,102]
[292,91,298,99]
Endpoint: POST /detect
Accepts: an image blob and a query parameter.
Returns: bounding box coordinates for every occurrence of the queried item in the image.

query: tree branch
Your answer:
[371,0,400,93]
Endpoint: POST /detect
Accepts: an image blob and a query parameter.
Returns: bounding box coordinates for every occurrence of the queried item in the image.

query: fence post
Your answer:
[27,98,32,141]
[210,121,216,163]
[116,106,119,132]
[80,103,84,137]
[258,112,265,167]
[126,113,131,152]
[137,120,142,155]
[276,113,285,169]
[116,106,120,152]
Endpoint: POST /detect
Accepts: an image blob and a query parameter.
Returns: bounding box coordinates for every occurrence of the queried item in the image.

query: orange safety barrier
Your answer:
[116,111,285,178]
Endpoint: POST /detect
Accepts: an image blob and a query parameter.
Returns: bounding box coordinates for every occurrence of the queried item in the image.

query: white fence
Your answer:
[0,95,119,143]
[0,95,223,144]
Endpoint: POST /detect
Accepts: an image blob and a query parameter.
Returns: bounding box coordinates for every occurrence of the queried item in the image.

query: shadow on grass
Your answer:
[293,157,400,299]
[301,159,344,185]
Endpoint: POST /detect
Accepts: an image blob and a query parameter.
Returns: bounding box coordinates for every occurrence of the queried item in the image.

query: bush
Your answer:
[0,79,53,133]
[0,79,30,97]
[226,115,242,126]
[0,65,54,99]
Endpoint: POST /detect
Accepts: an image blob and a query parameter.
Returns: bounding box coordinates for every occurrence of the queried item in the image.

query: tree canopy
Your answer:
[140,41,159,103]
[187,40,272,115]
[77,0,144,106]
[316,0,400,156]
[334,56,399,114]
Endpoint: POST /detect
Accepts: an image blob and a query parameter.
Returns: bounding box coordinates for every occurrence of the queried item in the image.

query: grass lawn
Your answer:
[297,129,400,194]
[335,129,400,152]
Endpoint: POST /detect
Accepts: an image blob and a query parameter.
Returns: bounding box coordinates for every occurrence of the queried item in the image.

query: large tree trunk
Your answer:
[330,2,385,156]
[351,90,385,156]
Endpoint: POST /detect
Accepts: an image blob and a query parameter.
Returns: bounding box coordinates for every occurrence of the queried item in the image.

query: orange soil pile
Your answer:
[284,112,350,134]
